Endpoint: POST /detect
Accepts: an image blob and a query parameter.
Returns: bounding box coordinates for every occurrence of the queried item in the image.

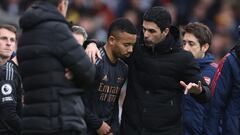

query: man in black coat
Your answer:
[85,7,211,135]
[17,0,96,135]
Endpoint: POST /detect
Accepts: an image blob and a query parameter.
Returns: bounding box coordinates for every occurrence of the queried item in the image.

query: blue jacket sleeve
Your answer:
[182,52,211,103]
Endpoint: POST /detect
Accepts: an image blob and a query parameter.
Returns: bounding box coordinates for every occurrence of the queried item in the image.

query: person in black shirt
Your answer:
[83,18,137,135]
[0,24,22,135]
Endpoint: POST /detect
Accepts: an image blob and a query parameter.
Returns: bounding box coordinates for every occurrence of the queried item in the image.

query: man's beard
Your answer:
[120,53,131,58]
[144,39,154,47]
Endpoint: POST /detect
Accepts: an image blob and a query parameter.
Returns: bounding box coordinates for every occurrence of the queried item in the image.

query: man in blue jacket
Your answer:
[182,22,217,135]
[204,37,240,134]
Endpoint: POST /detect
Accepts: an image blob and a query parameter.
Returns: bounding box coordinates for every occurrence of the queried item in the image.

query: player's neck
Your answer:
[0,57,8,66]
[104,45,117,64]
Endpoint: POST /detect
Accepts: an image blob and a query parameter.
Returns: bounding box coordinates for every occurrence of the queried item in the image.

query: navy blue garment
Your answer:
[83,47,128,135]
[204,49,240,135]
[183,53,217,135]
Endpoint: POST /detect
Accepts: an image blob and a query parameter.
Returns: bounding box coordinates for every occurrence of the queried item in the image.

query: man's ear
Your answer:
[201,43,209,53]
[162,28,170,36]
[108,35,115,46]
[57,0,64,12]
[57,0,67,16]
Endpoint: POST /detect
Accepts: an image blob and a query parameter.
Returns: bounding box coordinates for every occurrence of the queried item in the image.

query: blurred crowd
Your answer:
[0,0,240,63]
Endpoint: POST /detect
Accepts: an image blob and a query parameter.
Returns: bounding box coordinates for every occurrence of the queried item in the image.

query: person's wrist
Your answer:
[83,39,98,49]
[96,121,104,130]
[89,43,97,48]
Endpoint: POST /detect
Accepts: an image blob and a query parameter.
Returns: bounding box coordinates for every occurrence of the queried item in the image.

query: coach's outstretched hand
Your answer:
[180,81,202,95]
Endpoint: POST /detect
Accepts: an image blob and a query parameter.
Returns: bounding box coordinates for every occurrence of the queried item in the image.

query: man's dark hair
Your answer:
[143,6,172,31]
[44,0,65,6]
[182,22,213,47]
[26,0,65,7]
[107,18,137,39]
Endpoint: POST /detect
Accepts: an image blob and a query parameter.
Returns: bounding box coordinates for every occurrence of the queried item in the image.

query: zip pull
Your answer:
[170,100,174,106]
[151,46,155,53]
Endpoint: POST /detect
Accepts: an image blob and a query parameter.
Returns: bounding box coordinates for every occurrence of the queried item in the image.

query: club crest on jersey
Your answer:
[203,76,211,85]
[117,76,124,83]
[1,83,12,95]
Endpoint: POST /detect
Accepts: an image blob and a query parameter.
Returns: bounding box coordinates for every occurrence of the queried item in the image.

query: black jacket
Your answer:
[17,2,95,135]
[0,60,22,135]
[120,27,211,135]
